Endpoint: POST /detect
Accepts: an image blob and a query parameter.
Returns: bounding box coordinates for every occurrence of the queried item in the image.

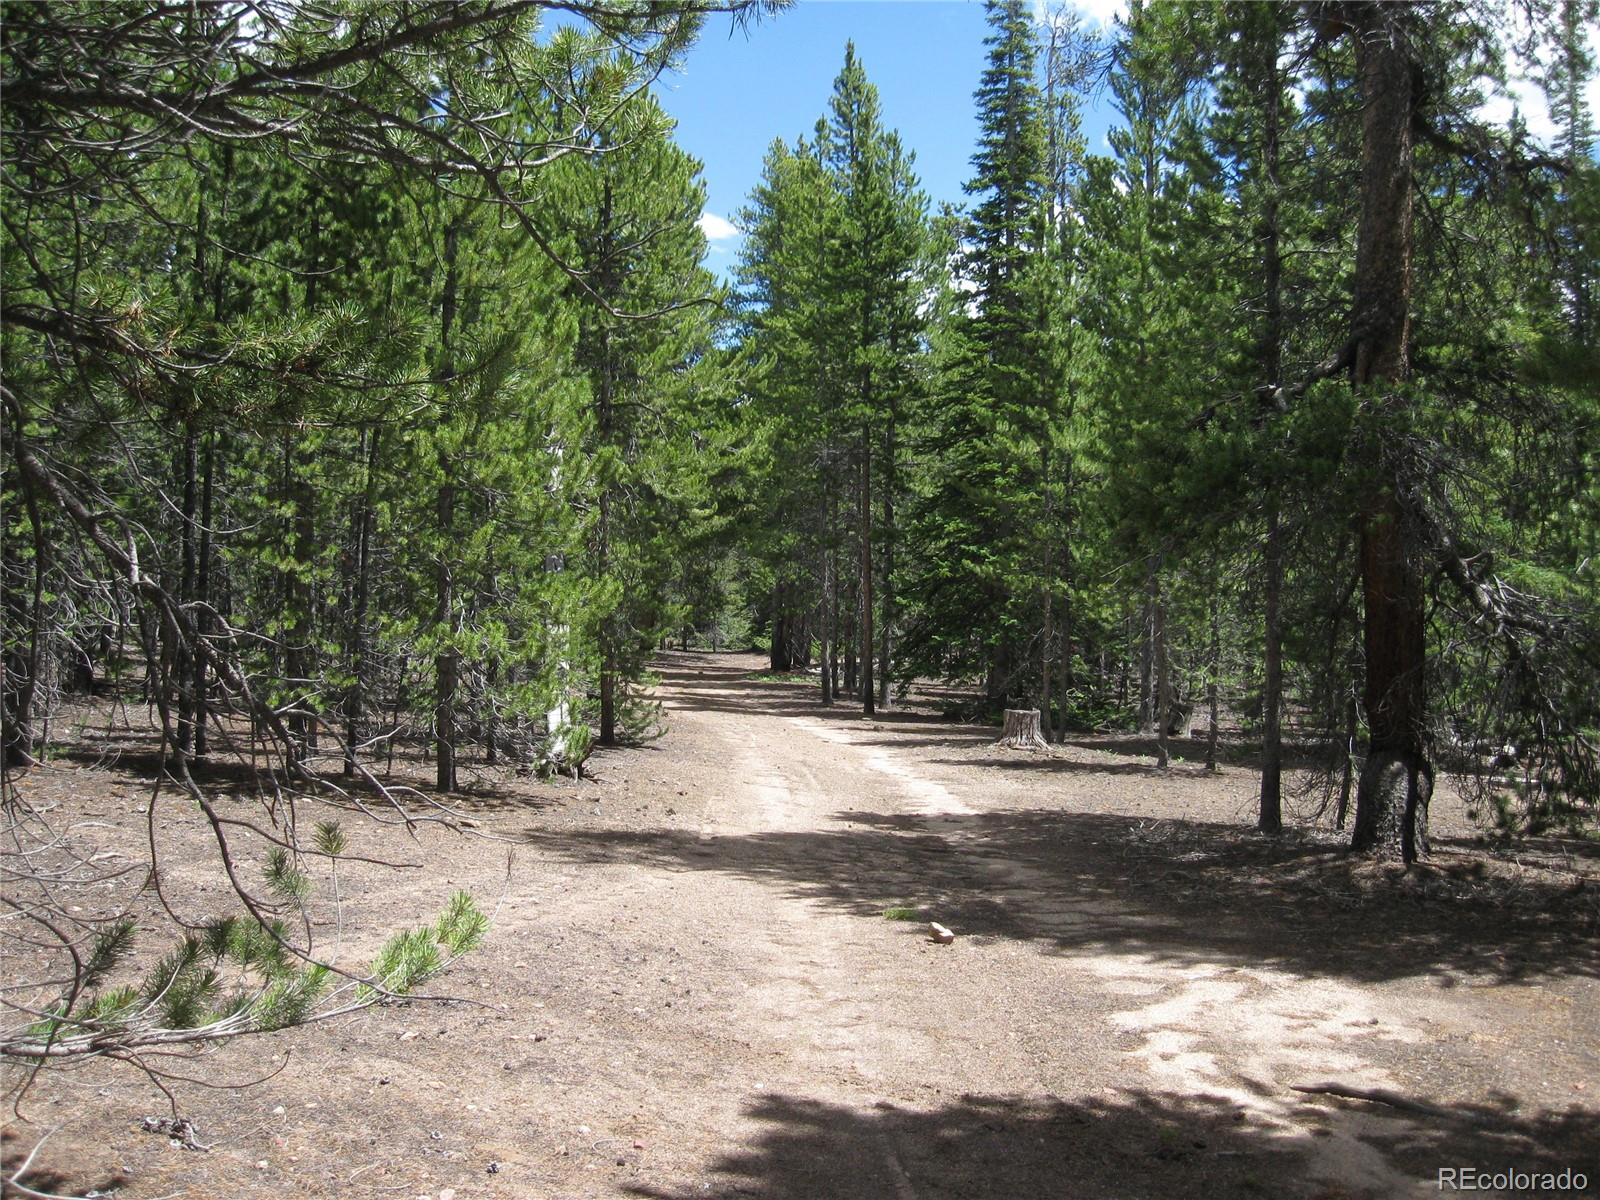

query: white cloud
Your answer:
[1035,0,1126,28]
[1478,69,1561,145]
[697,212,739,242]
[1472,1,1599,148]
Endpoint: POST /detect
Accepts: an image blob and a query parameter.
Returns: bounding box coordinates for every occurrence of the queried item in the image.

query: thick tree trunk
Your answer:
[1348,5,1430,863]
[771,582,790,672]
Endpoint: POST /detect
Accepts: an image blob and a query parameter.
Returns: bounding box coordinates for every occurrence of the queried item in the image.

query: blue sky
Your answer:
[651,0,1592,276]
[656,1,1120,273]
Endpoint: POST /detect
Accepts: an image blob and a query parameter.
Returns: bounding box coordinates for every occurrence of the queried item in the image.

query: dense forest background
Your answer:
[3,0,1597,947]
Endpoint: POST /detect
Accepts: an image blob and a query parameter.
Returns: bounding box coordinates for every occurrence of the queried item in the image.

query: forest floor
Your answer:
[6,651,1599,1200]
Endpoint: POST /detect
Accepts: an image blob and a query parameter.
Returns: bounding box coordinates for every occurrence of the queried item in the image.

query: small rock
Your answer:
[929,922,956,945]
[633,1140,645,1150]
[272,1106,285,1115]
[487,1161,502,1174]
[440,1189,457,1200]
[577,1125,591,1134]
[255,1160,268,1170]
[400,1030,418,1041]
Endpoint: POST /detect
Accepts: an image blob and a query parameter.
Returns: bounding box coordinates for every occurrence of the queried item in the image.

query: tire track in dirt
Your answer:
[766,703,1434,1198]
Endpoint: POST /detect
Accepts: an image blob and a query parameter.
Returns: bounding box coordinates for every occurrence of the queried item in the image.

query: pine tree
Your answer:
[903,0,1064,713]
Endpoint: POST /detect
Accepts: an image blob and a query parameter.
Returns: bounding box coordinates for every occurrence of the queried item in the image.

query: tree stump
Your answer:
[996,708,1047,750]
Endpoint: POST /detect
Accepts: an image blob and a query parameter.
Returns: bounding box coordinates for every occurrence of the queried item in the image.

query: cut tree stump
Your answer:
[996,708,1048,750]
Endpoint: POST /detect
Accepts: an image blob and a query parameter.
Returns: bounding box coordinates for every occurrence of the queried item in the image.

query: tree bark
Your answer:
[820,463,836,706]
[176,422,199,758]
[434,216,460,791]
[1336,692,1358,830]
[1,453,46,769]
[1139,562,1157,735]
[860,422,875,717]
[344,428,378,776]
[1260,500,1285,829]
[771,583,790,672]
[877,412,895,711]
[1153,563,1171,771]
[1040,444,1054,742]
[192,430,214,758]
[997,708,1047,750]
[1206,585,1220,774]
[1347,5,1430,863]
[1255,14,1286,831]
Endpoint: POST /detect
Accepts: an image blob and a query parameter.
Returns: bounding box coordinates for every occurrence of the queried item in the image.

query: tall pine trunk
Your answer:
[1255,16,1286,833]
[1,449,45,768]
[434,218,460,792]
[176,423,199,758]
[1205,583,1220,774]
[1348,7,1430,863]
[344,429,379,776]
[1040,444,1054,742]
[877,412,894,711]
[192,432,214,758]
[1153,561,1170,771]
[1260,500,1285,829]
[859,422,875,717]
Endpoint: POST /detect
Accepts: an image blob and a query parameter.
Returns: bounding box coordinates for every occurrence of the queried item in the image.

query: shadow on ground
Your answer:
[655,658,1332,771]
[526,806,1599,985]
[2,1126,131,1199]
[625,1088,1597,1200]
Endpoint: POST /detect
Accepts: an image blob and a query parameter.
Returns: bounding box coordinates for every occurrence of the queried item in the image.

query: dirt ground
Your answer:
[5,651,1598,1199]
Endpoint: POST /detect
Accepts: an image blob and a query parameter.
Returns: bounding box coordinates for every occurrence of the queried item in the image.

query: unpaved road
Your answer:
[7,653,1598,1198]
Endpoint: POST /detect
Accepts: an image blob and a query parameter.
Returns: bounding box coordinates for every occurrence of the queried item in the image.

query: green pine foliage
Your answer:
[725,0,1596,834]
[5,0,1599,1084]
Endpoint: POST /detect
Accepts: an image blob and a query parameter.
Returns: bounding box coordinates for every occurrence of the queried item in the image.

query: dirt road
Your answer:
[9,653,1597,1198]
